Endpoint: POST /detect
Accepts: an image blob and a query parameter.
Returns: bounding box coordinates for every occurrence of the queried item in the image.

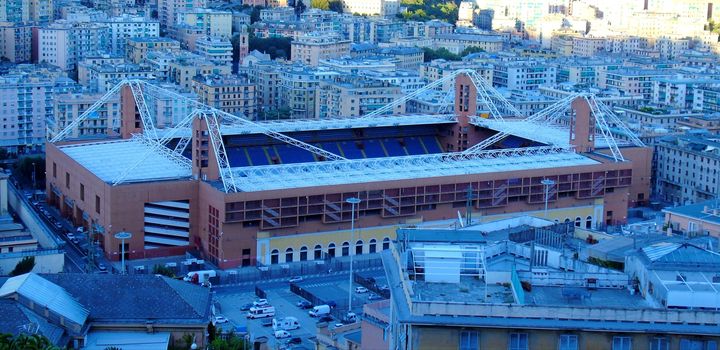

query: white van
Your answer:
[272,316,300,331]
[183,270,217,284]
[309,304,331,317]
[247,306,276,319]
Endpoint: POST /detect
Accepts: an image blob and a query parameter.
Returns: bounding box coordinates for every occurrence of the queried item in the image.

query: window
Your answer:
[53,162,56,178]
[95,195,100,214]
[369,239,377,253]
[559,335,578,350]
[459,331,478,350]
[574,217,582,227]
[314,244,322,260]
[328,243,336,257]
[80,184,85,201]
[509,333,528,350]
[612,336,631,350]
[299,246,308,261]
[680,339,717,350]
[285,248,294,263]
[585,216,592,229]
[342,242,349,256]
[382,237,390,250]
[65,172,70,188]
[270,249,279,264]
[355,240,363,255]
[650,337,668,350]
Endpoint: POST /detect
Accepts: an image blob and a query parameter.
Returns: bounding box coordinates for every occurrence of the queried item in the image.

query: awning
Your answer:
[83,331,170,350]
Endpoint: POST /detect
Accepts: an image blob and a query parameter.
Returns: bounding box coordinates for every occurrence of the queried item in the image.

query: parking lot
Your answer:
[214,270,386,349]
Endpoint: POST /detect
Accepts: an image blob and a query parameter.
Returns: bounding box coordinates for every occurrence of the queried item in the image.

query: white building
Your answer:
[38,20,111,71]
[103,15,160,56]
[195,36,233,65]
[175,8,232,39]
[493,60,556,91]
[0,73,55,152]
[341,0,399,17]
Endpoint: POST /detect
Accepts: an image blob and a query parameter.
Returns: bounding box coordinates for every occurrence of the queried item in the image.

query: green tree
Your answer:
[152,264,176,278]
[208,332,247,350]
[422,47,460,62]
[249,6,262,24]
[311,0,329,10]
[12,156,45,189]
[11,256,35,276]
[249,36,293,60]
[0,333,61,350]
[460,46,485,56]
[294,0,307,15]
[328,0,344,13]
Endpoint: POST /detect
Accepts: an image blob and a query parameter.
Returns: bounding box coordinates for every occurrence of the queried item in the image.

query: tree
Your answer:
[328,0,344,13]
[12,156,45,189]
[11,256,35,276]
[249,36,293,60]
[249,6,262,24]
[311,0,329,10]
[460,46,485,56]
[208,332,247,350]
[152,264,175,278]
[422,47,460,62]
[0,333,61,350]
[294,0,307,16]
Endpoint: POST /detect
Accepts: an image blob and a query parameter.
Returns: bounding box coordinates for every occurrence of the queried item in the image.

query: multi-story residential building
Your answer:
[174,8,232,39]
[340,0,399,16]
[653,78,720,110]
[315,76,403,118]
[655,133,720,205]
[616,105,700,129]
[260,7,295,22]
[377,47,423,70]
[382,222,720,350]
[103,15,161,56]
[0,22,33,63]
[232,11,251,33]
[360,69,424,93]
[253,61,283,113]
[58,4,108,22]
[555,59,620,86]
[168,53,231,90]
[0,0,30,23]
[319,56,396,74]
[600,68,675,102]
[38,20,111,72]
[157,0,206,30]
[421,59,494,90]
[299,9,343,34]
[432,33,504,54]
[539,84,643,108]
[0,72,54,153]
[280,65,339,118]
[126,36,181,64]
[693,87,720,112]
[654,37,690,60]
[194,36,233,65]
[172,24,204,51]
[676,114,720,134]
[53,90,121,138]
[291,33,351,66]
[571,36,606,57]
[77,58,156,92]
[663,200,720,238]
[29,0,53,23]
[193,74,257,118]
[493,60,556,91]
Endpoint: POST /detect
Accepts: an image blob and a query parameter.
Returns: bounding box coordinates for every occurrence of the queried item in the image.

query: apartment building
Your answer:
[260,7,295,22]
[656,134,720,205]
[655,37,690,60]
[493,60,556,91]
[572,36,606,57]
[693,88,720,112]
[103,15,160,56]
[0,0,30,23]
[192,75,257,119]
[38,20,111,71]
[653,78,720,110]
[421,59,494,90]
[319,56,397,74]
[53,91,121,138]
[77,58,155,92]
[360,69,424,93]
[253,61,283,112]
[168,53,231,90]
[616,106,701,129]
[175,8,232,39]
[126,37,181,64]
[340,0,399,16]
[600,69,675,102]
[291,33,351,66]
[280,65,340,118]
[555,59,620,85]
[157,0,206,30]
[0,22,32,63]
[377,47,423,70]
[195,36,233,65]
[0,73,54,152]
[432,33,504,54]
[663,200,720,238]
[315,76,403,118]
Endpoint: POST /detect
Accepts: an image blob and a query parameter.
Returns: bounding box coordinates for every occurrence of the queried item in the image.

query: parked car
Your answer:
[288,276,304,283]
[274,330,291,339]
[317,315,333,323]
[253,298,269,307]
[71,238,79,244]
[240,303,253,311]
[368,293,383,300]
[327,301,337,308]
[97,264,108,273]
[355,287,369,294]
[213,315,229,324]
[296,300,313,309]
[288,337,302,344]
[66,232,75,240]
[378,284,390,292]
[261,318,274,327]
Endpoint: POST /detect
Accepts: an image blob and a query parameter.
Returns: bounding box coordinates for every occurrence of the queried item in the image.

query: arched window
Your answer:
[585,216,592,229]
[355,240,363,255]
[342,242,350,256]
[314,244,323,260]
[382,237,390,250]
[575,217,582,227]
[554,219,559,224]
[328,243,336,258]
[300,246,308,261]
[271,249,279,264]
[285,247,294,263]
[369,239,377,253]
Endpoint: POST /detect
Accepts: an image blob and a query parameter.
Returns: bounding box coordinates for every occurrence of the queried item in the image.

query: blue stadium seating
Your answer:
[502,136,524,149]
[420,136,443,153]
[383,139,406,156]
[320,142,342,156]
[338,142,363,159]
[277,144,316,163]
[364,139,386,158]
[364,127,398,138]
[227,147,250,167]
[247,146,270,165]
[404,137,426,155]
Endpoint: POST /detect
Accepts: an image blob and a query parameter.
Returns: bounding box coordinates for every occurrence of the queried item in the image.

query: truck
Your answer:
[308,304,331,317]
[247,306,276,319]
[272,316,300,331]
[183,270,217,284]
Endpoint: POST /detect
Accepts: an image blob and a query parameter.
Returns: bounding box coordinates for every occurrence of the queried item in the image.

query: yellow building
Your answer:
[291,33,351,66]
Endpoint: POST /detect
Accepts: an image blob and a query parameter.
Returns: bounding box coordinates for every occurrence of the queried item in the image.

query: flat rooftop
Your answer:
[59,138,191,184]
[527,286,651,309]
[413,277,514,304]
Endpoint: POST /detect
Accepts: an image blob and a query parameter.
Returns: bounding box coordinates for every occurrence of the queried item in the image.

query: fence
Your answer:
[354,272,390,299]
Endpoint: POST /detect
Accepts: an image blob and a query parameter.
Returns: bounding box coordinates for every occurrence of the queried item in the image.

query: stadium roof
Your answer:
[230,146,598,192]
[59,138,191,184]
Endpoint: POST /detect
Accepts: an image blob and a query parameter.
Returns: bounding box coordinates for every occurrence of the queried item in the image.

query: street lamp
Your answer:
[115,231,132,274]
[346,197,361,317]
[31,162,36,190]
[541,179,555,219]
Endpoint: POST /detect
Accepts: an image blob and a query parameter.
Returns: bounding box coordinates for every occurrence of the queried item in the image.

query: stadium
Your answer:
[45,71,651,267]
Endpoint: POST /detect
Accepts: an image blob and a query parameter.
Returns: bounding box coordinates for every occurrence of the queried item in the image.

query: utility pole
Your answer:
[465,186,477,227]
[87,222,95,272]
